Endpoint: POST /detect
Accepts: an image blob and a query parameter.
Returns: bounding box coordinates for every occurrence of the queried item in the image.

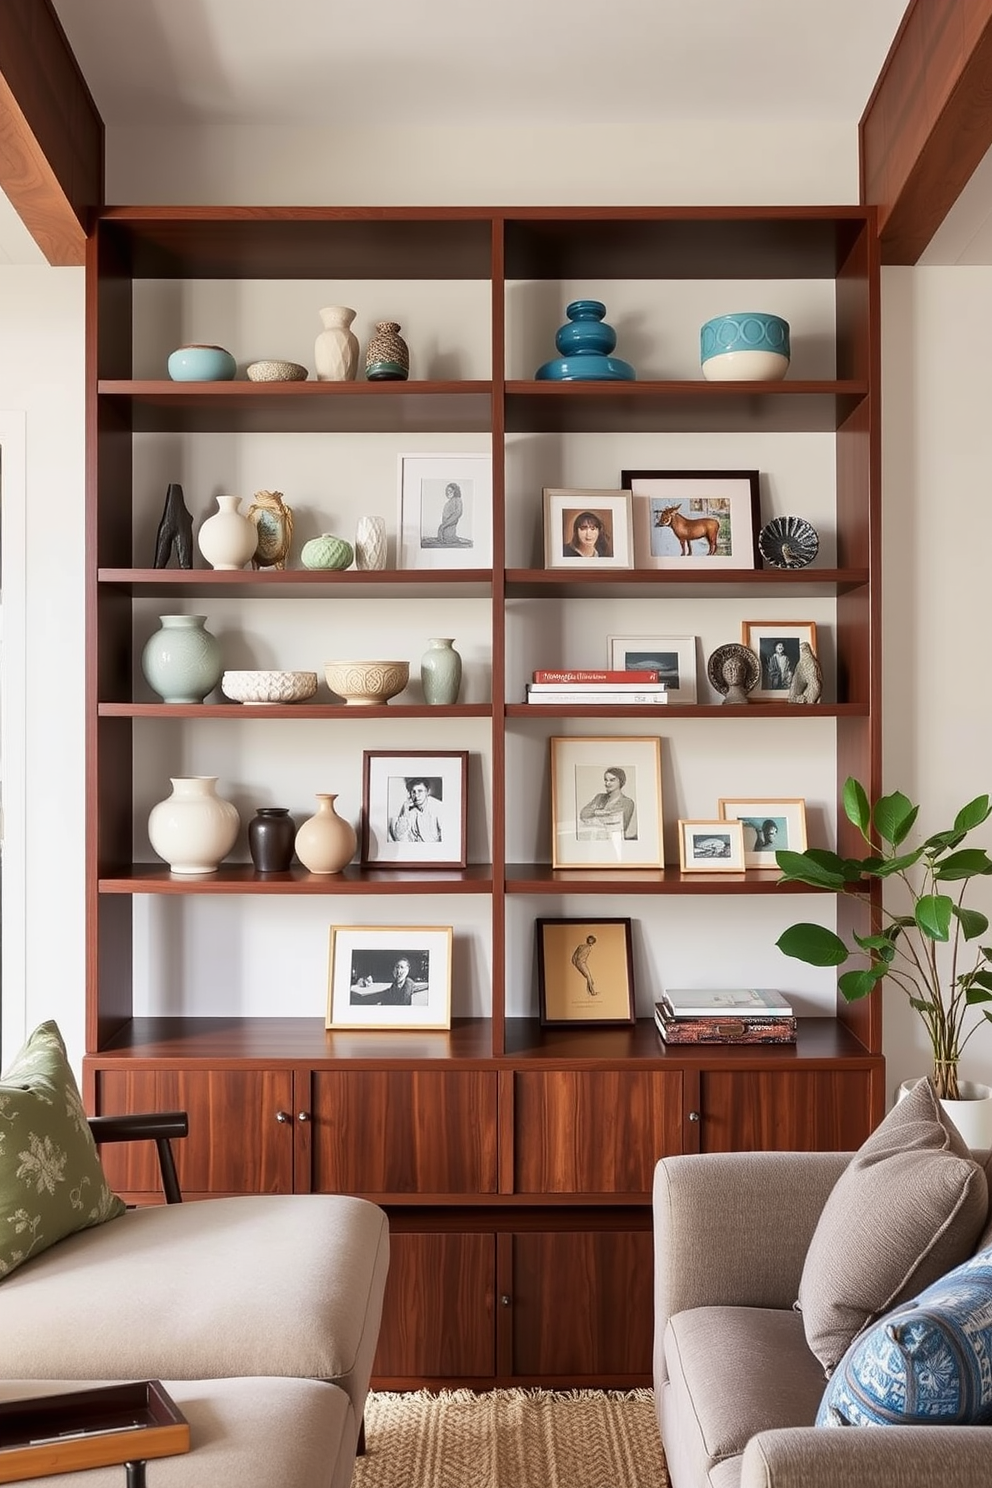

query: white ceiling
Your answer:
[51,0,909,129]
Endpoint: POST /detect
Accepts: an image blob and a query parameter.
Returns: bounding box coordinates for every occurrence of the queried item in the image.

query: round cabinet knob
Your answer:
[298,1111,311,1123]
[500,1294,512,1308]
[688,1110,701,1123]
[275,1110,292,1124]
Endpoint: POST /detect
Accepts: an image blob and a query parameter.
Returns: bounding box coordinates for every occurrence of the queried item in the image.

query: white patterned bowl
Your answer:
[324,660,409,706]
[221,669,318,705]
[246,359,309,382]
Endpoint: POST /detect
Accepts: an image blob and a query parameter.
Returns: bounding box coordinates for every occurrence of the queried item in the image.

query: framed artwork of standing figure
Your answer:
[361,750,468,868]
[536,917,636,1027]
[550,736,664,868]
[397,453,492,569]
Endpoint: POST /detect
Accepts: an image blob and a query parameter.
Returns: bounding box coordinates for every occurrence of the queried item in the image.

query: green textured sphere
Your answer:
[301,533,354,571]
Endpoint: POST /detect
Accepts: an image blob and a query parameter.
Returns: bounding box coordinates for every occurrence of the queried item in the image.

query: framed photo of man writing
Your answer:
[536,917,636,1027]
[718,797,808,869]
[550,735,664,869]
[327,924,453,1030]
[361,750,468,868]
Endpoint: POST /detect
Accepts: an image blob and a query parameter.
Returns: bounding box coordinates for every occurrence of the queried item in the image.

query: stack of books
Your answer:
[526,669,669,705]
[654,987,797,1045]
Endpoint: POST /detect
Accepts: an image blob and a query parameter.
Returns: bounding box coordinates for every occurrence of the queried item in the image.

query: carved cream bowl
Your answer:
[222,670,318,705]
[324,660,409,706]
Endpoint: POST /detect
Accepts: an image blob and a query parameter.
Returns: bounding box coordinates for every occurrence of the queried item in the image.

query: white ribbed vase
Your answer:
[355,515,387,571]
[148,776,240,875]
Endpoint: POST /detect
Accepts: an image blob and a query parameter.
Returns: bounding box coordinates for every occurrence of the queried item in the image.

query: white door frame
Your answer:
[0,410,27,1064]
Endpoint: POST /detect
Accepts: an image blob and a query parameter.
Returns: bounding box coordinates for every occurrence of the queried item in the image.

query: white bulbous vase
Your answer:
[197,495,259,570]
[314,305,359,381]
[148,776,240,875]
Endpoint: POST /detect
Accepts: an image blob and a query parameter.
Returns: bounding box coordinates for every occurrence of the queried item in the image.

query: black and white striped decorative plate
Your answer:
[758,516,819,570]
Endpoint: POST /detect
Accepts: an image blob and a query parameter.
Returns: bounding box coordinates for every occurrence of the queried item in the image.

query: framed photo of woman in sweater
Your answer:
[550,735,664,868]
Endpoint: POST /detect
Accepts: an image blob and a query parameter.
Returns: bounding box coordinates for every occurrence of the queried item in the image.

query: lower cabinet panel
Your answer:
[373,1231,496,1381]
[700,1069,874,1152]
[93,1068,295,1195]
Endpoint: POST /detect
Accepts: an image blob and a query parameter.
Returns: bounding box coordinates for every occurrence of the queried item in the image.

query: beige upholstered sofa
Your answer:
[654,1132,992,1488]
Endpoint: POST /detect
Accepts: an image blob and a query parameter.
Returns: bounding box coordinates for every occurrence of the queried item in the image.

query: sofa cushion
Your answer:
[817,1242,992,1426]
[0,1021,124,1280]
[797,1077,988,1376]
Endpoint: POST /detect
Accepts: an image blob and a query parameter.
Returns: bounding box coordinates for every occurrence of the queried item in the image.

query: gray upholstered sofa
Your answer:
[654,1127,992,1488]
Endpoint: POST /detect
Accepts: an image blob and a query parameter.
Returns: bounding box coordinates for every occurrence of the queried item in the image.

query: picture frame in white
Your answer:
[550,735,664,869]
[622,469,760,570]
[678,819,746,873]
[397,453,492,569]
[542,488,634,570]
[361,750,468,869]
[718,797,808,869]
[608,634,698,704]
[326,924,453,1030]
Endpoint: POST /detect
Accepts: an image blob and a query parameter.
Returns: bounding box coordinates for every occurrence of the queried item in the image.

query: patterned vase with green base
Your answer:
[365,321,409,381]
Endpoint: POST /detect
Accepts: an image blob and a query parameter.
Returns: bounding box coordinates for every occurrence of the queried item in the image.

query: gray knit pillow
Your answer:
[798,1076,989,1376]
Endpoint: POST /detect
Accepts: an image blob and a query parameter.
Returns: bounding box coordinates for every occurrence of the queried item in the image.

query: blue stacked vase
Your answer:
[535,300,636,381]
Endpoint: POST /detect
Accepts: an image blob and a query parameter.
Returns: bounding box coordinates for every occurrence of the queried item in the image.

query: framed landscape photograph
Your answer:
[542,488,634,570]
[678,819,746,873]
[326,924,453,1030]
[622,469,760,571]
[536,917,636,1027]
[361,750,468,868]
[608,633,698,704]
[550,735,664,868]
[397,453,492,569]
[740,620,818,701]
[718,797,808,869]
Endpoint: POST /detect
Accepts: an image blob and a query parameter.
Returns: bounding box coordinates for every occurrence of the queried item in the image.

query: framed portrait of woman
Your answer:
[542,488,633,571]
[550,736,664,868]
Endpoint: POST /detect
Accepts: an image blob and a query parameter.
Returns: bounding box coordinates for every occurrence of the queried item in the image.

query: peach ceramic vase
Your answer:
[294,793,357,874]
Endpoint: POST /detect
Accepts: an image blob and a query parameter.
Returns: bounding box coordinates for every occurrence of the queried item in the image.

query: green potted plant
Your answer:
[775,778,992,1132]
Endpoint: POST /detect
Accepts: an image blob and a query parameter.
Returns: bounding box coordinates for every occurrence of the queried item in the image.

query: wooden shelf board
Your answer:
[504,568,868,599]
[503,865,846,893]
[99,864,494,894]
[505,703,867,719]
[101,702,493,720]
[502,1016,878,1065]
[98,568,492,598]
[504,381,867,434]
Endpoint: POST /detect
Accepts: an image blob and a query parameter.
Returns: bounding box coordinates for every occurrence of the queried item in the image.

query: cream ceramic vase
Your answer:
[354,514,387,571]
[197,495,259,570]
[294,793,357,874]
[897,1077,992,1150]
[314,305,359,381]
[147,776,240,875]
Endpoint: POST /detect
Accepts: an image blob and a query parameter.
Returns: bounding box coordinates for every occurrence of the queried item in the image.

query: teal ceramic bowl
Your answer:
[700,312,790,382]
[167,344,237,381]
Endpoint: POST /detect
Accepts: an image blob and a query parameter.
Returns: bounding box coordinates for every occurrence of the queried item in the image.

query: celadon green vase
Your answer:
[420,637,462,706]
[141,614,223,703]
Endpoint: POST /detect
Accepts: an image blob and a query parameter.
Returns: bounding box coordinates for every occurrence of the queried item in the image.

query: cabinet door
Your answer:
[700,1069,874,1152]
[308,1071,498,1195]
[513,1071,683,1194]
[508,1229,654,1380]
[372,1231,496,1383]
[94,1069,295,1196]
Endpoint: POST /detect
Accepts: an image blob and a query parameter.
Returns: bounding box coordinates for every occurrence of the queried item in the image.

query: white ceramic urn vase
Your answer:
[314,305,359,381]
[197,495,259,570]
[294,793,357,874]
[897,1077,992,1150]
[148,776,240,875]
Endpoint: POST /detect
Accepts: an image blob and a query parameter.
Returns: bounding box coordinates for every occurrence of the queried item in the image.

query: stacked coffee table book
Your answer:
[654,987,797,1044]
[525,668,668,705]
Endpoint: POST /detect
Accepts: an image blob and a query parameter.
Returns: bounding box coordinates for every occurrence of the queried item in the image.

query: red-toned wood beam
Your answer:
[0,0,102,265]
[861,0,992,264]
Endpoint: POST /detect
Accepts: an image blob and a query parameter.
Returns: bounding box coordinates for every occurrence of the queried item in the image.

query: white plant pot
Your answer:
[897,1077,992,1151]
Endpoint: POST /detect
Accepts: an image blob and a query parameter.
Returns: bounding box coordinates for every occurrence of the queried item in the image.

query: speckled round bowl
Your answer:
[700,312,790,382]
[324,660,409,706]
[167,343,237,381]
[221,670,318,705]
[246,359,309,382]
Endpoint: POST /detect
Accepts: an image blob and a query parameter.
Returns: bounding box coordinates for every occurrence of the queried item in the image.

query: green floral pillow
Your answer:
[0,1020,124,1279]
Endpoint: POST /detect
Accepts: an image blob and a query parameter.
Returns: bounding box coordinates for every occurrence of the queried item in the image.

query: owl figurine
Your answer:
[247,489,294,570]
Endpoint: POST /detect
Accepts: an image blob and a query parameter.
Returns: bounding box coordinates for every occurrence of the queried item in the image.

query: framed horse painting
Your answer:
[622,469,760,571]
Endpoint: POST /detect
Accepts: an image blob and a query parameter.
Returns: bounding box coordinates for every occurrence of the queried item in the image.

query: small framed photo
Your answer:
[326,924,453,1030]
[397,453,492,569]
[537,918,636,1027]
[740,620,818,701]
[622,469,760,570]
[608,634,698,704]
[678,819,746,873]
[542,488,634,570]
[718,798,808,869]
[361,751,468,868]
[550,736,664,869]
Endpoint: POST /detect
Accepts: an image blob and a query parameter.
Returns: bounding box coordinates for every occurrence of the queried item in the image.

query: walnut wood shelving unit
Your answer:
[83,205,883,1389]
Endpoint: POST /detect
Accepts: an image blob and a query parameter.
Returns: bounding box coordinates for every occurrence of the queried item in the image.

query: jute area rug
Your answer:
[353,1387,668,1488]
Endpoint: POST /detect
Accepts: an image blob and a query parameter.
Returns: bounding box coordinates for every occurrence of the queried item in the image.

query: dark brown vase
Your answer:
[248,807,296,872]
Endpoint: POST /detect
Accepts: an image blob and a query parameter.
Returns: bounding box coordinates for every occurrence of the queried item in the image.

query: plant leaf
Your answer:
[909,996,938,1014]
[774,851,847,889]
[954,795,992,833]
[935,849,992,881]
[843,777,870,834]
[915,894,953,941]
[873,848,925,877]
[852,931,895,962]
[839,966,886,1000]
[802,848,865,883]
[953,906,989,941]
[776,924,849,966]
[873,791,917,846]
[924,830,966,853]
[965,983,992,1005]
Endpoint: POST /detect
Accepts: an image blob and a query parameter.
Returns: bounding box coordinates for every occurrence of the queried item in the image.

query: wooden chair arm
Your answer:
[88,1111,188,1205]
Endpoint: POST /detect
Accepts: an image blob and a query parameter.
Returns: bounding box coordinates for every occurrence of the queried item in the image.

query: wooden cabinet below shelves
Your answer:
[699,1068,877,1152]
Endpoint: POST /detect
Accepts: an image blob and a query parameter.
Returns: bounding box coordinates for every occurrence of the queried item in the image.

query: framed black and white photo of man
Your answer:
[362,750,468,868]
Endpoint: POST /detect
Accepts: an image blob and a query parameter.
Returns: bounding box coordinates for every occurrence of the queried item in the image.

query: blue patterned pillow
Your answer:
[817,1243,992,1426]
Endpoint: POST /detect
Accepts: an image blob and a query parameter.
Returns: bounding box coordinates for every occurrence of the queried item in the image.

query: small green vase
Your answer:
[420,637,462,705]
[301,533,354,571]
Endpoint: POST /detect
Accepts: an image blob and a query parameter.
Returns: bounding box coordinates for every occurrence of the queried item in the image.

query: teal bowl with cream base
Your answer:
[700,312,790,382]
